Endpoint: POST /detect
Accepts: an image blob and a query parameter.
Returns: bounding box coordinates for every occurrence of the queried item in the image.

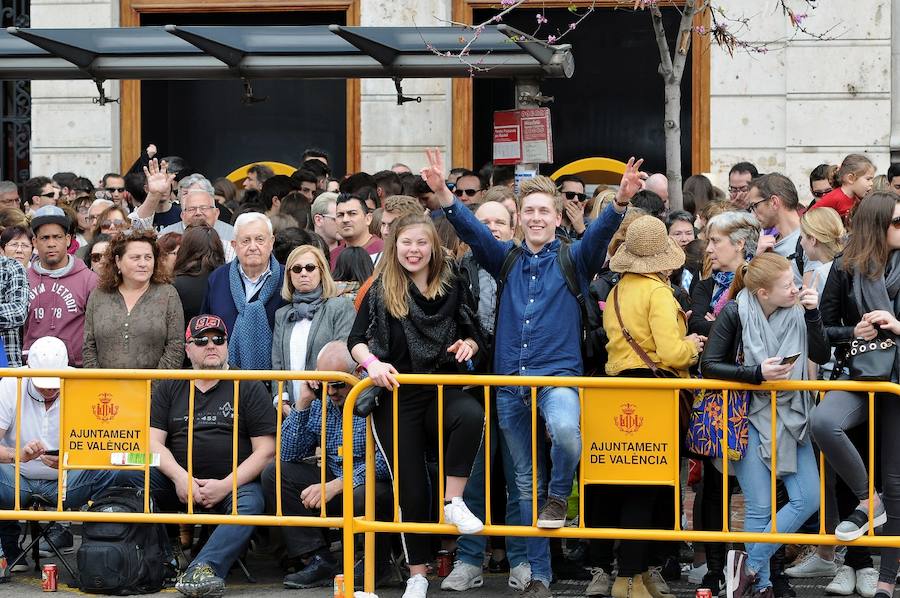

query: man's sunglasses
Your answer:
[106,187,126,193]
[811,188,832,199]
[327,381,348,390]
[453,188,480,198]
[189,335,227,347]
[562,191,587,202]
[291,264,318,274]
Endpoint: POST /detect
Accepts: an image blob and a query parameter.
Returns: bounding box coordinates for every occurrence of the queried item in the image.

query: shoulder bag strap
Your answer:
[612,286,660,374]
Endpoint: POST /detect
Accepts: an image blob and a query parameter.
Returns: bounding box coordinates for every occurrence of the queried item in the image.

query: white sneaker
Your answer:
[687,563,709,585]
[404,574,429,598]
[825,565,855,596]
[786,552,839,578]
[440,561,483,591]
[854,567,878,598]
[444,497,484,535]
[509,562,532,591]
[585,568,611,596]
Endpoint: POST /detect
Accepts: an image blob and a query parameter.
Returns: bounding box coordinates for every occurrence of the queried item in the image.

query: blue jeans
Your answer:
[496,385,581,585]
[0,464,116,557]
[116,469,265,579]
[730,424,819,590]
[457,414,527,569]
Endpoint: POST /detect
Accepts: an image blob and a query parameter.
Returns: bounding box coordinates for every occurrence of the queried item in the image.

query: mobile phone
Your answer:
[44,449,59,456]
[780,353,801,366]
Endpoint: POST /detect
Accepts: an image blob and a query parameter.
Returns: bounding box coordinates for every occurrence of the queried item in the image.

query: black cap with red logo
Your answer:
[185,314,228,341]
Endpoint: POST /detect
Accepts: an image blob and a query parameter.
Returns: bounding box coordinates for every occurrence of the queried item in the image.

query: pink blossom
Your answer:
[547,34,557,44]
[568,23,577,30]
[790,12,808,26]
[536,13,548,24]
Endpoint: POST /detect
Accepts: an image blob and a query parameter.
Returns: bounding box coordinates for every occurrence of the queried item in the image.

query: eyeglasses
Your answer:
[811,188,832,199]
[453,188,480,198]
[90,253,105,263]
[101,219,126,229]
[327,381,348,391]
[106,187,126,193]
[747,197,770,213]
[729,185,751,194]
[183,206,214,214]
[5,242,31,251]
[562,191,587,202]
[891,216,900,229]
[189,335,227,347]
[39,190,59,199]
[291,264,318,274]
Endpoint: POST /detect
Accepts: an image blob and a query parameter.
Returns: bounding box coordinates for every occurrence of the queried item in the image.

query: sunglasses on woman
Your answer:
[291,264,318,274]
[90,253,105,263]
[189,335,227,347]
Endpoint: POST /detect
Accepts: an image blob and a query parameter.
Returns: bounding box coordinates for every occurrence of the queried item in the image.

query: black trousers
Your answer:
[261,461,393,565]
[372,386,484,566]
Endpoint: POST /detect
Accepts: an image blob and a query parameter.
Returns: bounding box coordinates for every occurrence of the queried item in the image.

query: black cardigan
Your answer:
[700,301,831,384]
[819,255,863,348]
[688,277,717,336]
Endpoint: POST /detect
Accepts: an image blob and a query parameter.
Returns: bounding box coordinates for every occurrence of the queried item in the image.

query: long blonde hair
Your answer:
[379,214,451,318]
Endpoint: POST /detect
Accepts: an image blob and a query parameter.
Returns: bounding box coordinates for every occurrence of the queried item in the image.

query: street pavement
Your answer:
[0,551,844,597]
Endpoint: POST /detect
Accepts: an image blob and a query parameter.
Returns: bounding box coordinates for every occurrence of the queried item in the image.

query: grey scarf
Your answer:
[853,250,900,378]
[289,287,325,322]
[32,254,75,278]
[736,288,811,475]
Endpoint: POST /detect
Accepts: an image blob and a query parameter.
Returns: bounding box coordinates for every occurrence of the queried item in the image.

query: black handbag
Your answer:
[353,384,385,417]
[849,336,897,381]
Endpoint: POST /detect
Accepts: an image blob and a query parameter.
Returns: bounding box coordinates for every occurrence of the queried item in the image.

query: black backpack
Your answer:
[76,486,169,595]
[497,244,605,375]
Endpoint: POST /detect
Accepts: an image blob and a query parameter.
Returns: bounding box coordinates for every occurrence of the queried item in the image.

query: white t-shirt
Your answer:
[0,375,59,480]
[289,319,313,402]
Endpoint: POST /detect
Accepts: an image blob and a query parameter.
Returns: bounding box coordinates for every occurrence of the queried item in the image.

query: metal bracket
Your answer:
[92,80,118,106]
[241,79,268,105]
[393,77,421,106]
[517,90,554,105]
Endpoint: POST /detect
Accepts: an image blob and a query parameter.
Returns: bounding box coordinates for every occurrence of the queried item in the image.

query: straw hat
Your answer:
[610,215,685,274]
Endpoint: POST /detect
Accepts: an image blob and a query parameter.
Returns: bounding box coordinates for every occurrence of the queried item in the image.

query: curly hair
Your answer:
[97,229,171,292]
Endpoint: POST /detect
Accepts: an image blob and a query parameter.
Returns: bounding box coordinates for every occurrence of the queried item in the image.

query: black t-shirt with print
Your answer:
[151,378,276,480]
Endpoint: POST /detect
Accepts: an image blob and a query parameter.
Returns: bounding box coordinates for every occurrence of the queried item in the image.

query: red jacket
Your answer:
[811,187,856,217]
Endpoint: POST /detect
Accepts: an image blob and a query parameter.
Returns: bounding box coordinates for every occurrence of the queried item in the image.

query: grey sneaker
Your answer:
[176,563,225,598]
[586,568,611,596]
[836,503,887,541]
[536,497,567,529]
[522,580,552,598]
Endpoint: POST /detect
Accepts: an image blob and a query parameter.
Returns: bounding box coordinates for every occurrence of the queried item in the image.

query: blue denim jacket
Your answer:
[444,198,624,376]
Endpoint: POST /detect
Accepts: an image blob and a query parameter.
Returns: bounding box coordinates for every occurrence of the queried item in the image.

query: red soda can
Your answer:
[696,589,713,598]
[437,551,451,577]
[41,563,57,591]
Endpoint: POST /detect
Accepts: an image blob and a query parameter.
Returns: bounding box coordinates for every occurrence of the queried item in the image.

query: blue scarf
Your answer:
[228,255,281,369]
[710,270,735,315]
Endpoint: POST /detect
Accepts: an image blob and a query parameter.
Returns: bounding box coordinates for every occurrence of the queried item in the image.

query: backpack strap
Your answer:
[612,286,660,374]
[787,236,804,278]
[495,245,524,314]
[557,243,591,340]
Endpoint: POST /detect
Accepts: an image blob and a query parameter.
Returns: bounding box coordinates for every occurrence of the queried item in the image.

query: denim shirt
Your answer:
[444,198,624,376]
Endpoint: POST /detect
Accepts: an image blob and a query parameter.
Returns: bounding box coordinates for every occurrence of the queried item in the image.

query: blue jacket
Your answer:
[443,198,624,376]
[200,262,286,336]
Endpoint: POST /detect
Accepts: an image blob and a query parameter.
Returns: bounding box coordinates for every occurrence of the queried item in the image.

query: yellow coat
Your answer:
[603,272,698,377]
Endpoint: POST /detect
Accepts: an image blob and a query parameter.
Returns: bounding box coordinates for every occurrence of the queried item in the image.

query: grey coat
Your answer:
[271,296,356,403]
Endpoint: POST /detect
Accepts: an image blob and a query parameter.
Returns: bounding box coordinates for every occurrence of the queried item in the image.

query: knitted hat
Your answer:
[609,215,685,274]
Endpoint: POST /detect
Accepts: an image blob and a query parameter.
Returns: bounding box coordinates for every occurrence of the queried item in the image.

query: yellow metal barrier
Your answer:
[0,368,356,532]
[341,374,900,593]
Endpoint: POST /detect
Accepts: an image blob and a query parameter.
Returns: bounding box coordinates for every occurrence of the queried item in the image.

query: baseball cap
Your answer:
[31,205,71,233]
[186,314,228,341]
[27,336,70,389]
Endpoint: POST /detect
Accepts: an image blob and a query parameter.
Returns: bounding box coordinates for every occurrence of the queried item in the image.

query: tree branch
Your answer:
[649,4,674,77]
[671,0,698,81]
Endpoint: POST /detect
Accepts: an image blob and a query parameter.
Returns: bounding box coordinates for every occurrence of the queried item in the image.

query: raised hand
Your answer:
[421,148,446,193]
[142,158,174,197]
[616,157,646,205]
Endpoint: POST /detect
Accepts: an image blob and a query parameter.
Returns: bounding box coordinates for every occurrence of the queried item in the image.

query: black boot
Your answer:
[770,546,796,598]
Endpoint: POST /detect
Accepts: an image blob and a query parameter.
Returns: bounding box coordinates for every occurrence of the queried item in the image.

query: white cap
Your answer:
[27,337,69,389]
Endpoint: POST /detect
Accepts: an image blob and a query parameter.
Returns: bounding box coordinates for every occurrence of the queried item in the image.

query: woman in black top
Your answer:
[349,213,485,598]
[172,225,225,333]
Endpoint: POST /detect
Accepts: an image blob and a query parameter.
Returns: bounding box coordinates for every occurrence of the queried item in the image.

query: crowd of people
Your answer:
[0,145,897,598]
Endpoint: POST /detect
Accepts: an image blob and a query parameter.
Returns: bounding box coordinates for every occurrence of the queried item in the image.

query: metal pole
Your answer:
[514,76,540,187]
[891,0,900,161]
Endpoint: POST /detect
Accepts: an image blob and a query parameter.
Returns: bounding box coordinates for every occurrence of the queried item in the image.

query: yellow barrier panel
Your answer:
[341,374,900,594]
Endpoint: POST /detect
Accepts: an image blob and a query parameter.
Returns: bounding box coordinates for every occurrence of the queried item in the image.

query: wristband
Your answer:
[361,355,380,371]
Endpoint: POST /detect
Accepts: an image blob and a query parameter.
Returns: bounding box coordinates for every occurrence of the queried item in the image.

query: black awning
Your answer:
[0,25,574,80]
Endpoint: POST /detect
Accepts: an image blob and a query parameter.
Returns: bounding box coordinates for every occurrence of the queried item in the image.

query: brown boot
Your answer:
[642,571,675,598]
[611,574,654,598]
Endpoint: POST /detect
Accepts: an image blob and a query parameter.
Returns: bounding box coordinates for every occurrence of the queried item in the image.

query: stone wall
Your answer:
[709,0,891,202]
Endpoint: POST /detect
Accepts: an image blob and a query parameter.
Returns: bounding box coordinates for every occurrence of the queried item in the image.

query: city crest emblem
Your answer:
[614,403,643,435]
[92,393,119,422]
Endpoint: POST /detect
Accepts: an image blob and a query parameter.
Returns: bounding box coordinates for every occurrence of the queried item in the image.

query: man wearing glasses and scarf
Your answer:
[116,314,275,598]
